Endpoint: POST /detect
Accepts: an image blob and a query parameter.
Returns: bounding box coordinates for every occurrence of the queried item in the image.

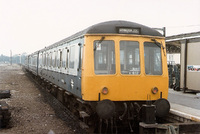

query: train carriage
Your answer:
[25,20,170,133]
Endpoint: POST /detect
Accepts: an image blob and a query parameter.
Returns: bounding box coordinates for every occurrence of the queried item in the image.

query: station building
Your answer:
[166,31,200,92]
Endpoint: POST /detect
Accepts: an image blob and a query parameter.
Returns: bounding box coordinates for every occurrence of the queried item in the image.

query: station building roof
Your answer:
[166,31,200,53]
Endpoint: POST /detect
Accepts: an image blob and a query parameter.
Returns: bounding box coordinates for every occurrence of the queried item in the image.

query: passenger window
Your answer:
[69,46,75,69]
[120,41,140,75]
[94,40,115,75]
[54,51,57,67]
[42,53,45,66]
[57,51,60,68]
[47,53,49,67]
[52,52,55,67]
[61,49,66,68]
[39,54,42,67]
[59,50,62,68]
[44,53,46,66]
[49,52,52,67]
[68,44,80,76]
[144,42,162,75]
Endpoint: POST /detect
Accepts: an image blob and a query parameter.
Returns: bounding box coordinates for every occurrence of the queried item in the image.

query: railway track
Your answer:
[25,70,87,133]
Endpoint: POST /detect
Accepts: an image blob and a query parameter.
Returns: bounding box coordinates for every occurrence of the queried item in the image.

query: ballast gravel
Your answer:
[0,64,84,134]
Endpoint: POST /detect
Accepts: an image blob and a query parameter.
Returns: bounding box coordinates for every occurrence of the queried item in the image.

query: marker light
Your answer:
[152,87,158,94]
[102,87,109,95]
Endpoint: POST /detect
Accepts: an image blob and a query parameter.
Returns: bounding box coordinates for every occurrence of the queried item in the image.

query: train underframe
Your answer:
[24,71,171,133]
[25,70,200,134]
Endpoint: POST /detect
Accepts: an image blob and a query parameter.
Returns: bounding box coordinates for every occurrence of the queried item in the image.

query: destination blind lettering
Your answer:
[118,28,140,34]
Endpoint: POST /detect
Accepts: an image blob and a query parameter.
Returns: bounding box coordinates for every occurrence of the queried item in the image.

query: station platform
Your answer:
[168,88,200,122]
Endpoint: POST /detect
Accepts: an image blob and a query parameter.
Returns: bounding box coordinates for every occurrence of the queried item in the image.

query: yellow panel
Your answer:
[81,35,168,101]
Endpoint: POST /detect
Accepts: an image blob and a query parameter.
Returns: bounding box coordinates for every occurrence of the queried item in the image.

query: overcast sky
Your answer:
[0,0,200,56]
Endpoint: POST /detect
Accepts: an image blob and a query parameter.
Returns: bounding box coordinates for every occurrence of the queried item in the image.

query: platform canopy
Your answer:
[166,31,200,53]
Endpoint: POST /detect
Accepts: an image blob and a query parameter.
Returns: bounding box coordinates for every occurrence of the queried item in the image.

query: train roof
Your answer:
[84,20,162,36]
[41,20,163,51]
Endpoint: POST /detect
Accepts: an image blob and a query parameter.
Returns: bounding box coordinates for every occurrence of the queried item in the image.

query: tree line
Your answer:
[0,53,27,65]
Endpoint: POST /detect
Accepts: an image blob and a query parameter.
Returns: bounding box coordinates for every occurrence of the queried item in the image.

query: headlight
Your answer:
[102,87,109,95]
[152,87,158,94]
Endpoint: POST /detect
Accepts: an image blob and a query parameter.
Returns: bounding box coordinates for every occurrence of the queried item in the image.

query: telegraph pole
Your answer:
[19,54,21,66]
[10,50,12,65]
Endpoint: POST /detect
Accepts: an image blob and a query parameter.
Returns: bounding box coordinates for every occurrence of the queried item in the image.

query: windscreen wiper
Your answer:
[94,36,105,51]
[151,39,166,56]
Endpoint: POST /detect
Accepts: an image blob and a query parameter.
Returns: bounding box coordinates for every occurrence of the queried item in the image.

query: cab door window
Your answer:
[94,40,115,75]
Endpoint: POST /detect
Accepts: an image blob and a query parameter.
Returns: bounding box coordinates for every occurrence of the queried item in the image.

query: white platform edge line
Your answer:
[170,109,200,122]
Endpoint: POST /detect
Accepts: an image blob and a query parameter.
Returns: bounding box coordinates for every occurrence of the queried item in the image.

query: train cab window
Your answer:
[120,41,140,75]
[144,42,162,75]
[94,40,115,75]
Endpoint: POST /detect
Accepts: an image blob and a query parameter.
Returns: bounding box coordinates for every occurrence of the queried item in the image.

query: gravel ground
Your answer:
[0,64,83,134]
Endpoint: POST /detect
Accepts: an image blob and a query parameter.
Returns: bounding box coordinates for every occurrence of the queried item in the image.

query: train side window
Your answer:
[42,53,44,66]
[47,53,49,67]
[57,50,60,68]
[43,53,46,66]
[49,52,52,67]
[68,44,80,76]
[60,50,62,68]
[48,53,50,67]
[32,55,36,67]
[45,53,47,66]
[94,40,115,75]
[61,49,66,68]
[54,51,57,68]
[39,53,42,67]
[144,42,162,75]
[120,41,140,75]
[69,46,75,69]
[52,51,55,68]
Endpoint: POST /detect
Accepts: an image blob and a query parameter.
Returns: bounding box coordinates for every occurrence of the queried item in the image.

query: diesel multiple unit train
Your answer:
[24,20,170,133]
